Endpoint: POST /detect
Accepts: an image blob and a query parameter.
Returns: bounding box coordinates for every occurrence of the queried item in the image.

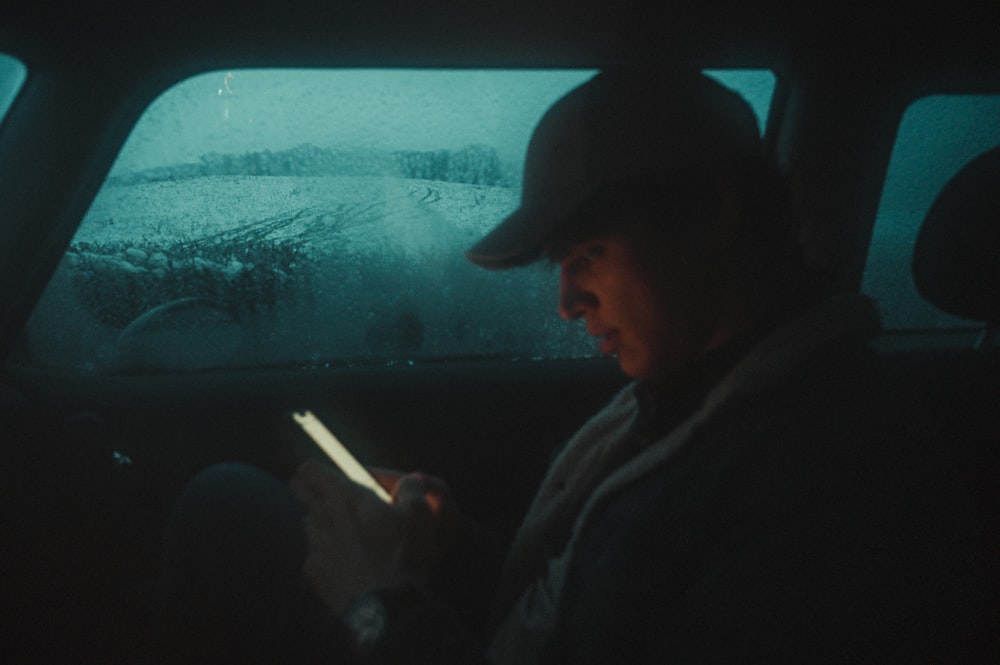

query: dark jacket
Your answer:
[550,337,993,663]
[377,296,996,664]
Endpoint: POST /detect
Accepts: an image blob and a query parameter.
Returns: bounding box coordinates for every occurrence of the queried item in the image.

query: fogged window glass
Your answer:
[20,69,775,373]
[0,53,27,122]
[863,96,1000,331]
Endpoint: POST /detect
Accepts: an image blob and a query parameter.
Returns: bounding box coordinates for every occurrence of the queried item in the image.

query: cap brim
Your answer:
[463,205,551,270]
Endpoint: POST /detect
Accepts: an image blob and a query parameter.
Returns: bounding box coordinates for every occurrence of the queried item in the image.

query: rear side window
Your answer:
[18,68,775,373]
[0,53,27,123]
[863,95,1000,331]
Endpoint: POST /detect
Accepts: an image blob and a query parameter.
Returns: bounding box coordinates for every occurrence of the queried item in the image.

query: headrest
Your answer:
[912,146,1000,325]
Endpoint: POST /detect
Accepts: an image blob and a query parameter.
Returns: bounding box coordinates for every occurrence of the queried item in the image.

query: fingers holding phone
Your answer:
[368,467,456,521]
[289,459,439,614]
[287,410,454,615]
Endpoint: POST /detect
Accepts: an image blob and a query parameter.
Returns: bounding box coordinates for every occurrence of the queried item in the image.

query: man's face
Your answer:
[557,232,730,381]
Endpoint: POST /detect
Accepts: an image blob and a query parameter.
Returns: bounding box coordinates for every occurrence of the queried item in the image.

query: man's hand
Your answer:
[289,460,456,615]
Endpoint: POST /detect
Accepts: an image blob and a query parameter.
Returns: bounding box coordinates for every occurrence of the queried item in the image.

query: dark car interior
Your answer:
[1,1,998,663]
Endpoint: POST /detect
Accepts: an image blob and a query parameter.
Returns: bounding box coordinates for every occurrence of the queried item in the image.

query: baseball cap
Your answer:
[464,66,763,270]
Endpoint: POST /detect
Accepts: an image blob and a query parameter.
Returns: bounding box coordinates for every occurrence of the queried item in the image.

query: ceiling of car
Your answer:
[1,0,998,80]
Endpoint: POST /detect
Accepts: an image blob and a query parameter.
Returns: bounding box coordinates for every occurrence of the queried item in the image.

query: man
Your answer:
[168,67,993,663]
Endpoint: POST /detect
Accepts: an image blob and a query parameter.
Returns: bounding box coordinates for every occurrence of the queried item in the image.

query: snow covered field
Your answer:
[26,171,592,372]
[80,174,515,256]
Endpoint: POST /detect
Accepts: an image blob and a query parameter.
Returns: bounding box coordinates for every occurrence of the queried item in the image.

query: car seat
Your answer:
[909,145,1000,575]
[912,145,1000,349]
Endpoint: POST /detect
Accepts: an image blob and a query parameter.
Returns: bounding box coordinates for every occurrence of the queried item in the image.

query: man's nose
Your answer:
[558,271,596,320]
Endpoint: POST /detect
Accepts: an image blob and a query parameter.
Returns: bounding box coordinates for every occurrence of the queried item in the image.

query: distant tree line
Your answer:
[109,143,514,187]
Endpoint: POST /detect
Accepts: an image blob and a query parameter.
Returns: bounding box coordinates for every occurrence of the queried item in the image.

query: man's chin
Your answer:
[615,353,646,380]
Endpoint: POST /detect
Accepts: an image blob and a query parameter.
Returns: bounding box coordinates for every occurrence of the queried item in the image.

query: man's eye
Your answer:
[563,243,604,274]
[567,255,591,274]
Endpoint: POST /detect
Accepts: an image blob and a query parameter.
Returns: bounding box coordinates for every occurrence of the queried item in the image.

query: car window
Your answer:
[16,68,775,374]
[0,53,26,123]
[863,95,1000,331]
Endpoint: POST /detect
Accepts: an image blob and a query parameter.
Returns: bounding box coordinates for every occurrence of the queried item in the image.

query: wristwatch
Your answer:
[343,591,387,651]
[342,586,427,653]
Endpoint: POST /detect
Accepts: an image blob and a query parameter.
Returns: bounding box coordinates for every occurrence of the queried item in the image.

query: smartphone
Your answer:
[291,410,392,503]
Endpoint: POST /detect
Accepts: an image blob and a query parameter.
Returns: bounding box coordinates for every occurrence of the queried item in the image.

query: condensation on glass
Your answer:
[0,53,27,123]
[863,95,1000,331]
[18,69,775,373]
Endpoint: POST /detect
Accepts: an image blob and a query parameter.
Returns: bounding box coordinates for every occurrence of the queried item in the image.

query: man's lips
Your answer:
[585,320,620,355]
[597,329,620,356]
